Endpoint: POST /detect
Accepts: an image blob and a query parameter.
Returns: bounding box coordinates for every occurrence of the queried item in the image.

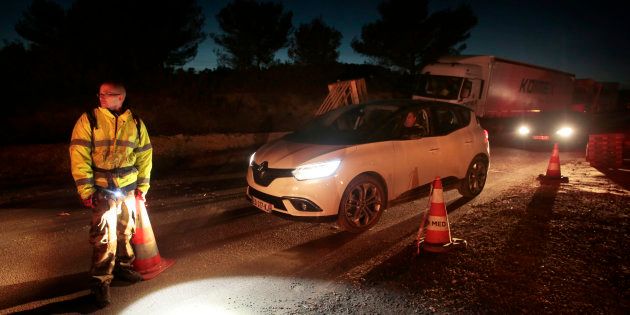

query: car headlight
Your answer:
[517,125,530,136]
[556,127,574,138]
[249,152,256,166]
[292,159,341,181]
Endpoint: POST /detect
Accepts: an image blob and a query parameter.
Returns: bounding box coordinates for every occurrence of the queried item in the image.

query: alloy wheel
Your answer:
[467,160,487,195]
[342,182,383,229]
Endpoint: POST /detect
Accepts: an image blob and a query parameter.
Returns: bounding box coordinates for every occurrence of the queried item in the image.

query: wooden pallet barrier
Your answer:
[315,78,368,116]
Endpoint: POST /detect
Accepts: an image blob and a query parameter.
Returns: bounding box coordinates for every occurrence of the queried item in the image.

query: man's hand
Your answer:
[135,189,146,202]
[82,194,96,208]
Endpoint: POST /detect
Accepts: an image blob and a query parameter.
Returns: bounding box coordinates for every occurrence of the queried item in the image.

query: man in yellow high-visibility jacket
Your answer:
[69,81,152,308]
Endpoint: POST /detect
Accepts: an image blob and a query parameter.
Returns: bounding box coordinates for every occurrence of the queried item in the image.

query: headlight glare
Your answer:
[517,125,530,136]
[292,160,341,180]
[556,127,574,138]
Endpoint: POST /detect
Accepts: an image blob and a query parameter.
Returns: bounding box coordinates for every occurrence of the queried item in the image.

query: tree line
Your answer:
[0,0,476,144]
[4,0,476,77]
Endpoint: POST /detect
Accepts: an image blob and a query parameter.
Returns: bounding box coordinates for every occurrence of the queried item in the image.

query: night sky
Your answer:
[2,0,629,87]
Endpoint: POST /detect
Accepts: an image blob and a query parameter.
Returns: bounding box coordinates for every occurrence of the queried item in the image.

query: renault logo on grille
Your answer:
[257,161,268,178]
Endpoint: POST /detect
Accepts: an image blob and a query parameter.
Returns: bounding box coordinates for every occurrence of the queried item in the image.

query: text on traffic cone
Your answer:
[423,177,452,247]
[416,177,467,253]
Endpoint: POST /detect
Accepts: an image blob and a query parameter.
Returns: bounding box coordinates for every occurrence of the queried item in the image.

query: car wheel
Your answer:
[337,174,385,233]
[457,156,488,198]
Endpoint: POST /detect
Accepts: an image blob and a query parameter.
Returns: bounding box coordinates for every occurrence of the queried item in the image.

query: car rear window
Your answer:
[456,107,471,125]
[432,106,471,135]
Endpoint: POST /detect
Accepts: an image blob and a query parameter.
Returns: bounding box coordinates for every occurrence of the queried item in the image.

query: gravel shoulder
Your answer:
[296,160,630,314]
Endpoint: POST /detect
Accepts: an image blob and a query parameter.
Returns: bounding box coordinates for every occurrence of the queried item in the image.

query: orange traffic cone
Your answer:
[417,177,466,254]
[538,143,569,183]
[132,199,175,280]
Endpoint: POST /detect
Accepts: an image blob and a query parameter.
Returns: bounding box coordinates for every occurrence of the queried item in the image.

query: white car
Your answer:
[246,99,490,232]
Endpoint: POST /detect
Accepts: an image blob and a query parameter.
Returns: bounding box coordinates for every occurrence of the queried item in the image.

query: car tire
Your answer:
[337,174,386,233]
[457,156,488,198]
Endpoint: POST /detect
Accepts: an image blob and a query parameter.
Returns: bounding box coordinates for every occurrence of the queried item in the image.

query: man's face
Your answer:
[404,112,417,127]
[98,83,125,111]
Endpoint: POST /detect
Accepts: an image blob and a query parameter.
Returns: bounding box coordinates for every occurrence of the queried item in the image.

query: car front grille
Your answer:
[251,162,294,186]
[248,186,287,210]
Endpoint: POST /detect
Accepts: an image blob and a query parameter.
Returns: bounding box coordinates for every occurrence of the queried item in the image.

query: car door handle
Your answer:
[429,148,439,152]
[464,139,473,144]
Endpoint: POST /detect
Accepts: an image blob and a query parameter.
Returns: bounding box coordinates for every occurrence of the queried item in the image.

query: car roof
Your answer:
[358,99,473,112]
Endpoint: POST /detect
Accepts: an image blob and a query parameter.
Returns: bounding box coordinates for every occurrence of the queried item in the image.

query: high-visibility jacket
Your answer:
[70,107,152,200]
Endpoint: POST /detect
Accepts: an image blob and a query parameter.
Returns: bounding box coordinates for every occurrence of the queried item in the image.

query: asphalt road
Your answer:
[0,145,585,314]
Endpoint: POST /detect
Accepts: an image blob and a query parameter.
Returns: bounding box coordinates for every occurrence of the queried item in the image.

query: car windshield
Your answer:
[285,102,405,145]
[415,74,463,100]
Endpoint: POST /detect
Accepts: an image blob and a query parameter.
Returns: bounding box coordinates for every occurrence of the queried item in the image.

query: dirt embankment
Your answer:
[0,132,287,180]
[298,160,630,314]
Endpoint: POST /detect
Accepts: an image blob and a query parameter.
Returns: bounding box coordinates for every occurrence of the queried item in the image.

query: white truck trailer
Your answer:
[413,55,582,143]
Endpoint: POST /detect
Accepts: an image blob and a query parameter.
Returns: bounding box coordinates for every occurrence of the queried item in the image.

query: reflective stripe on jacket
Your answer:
[69,107,152,199]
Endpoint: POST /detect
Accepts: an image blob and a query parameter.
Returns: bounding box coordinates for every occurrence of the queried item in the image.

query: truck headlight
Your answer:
[556,127,574,138]
[292,159,341,181]
[517,125,530,136]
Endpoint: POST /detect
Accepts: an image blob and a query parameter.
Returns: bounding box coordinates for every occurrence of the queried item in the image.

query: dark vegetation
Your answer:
[351,0,476,74]
[289,17,342,66]
[0,63,409,145]
[211,0,292,70]
[0,0,477,145]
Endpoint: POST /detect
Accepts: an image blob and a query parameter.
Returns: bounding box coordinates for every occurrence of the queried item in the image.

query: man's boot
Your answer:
[113,267,144,283]
[91,282,111,308]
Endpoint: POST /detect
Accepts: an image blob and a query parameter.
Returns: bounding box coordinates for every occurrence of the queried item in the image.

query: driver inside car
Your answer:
[399,111,427,139]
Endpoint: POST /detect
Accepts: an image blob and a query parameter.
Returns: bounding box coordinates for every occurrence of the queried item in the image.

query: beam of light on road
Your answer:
[121,276,333,314]
[149,303,235,315]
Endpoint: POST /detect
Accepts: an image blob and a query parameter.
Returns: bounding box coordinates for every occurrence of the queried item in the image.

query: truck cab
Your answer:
[414,61,484,110]
[414,55,580,145]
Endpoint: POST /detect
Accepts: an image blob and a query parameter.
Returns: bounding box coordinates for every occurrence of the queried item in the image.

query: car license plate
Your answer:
[532,135,550,140]
[252,196,273,213]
